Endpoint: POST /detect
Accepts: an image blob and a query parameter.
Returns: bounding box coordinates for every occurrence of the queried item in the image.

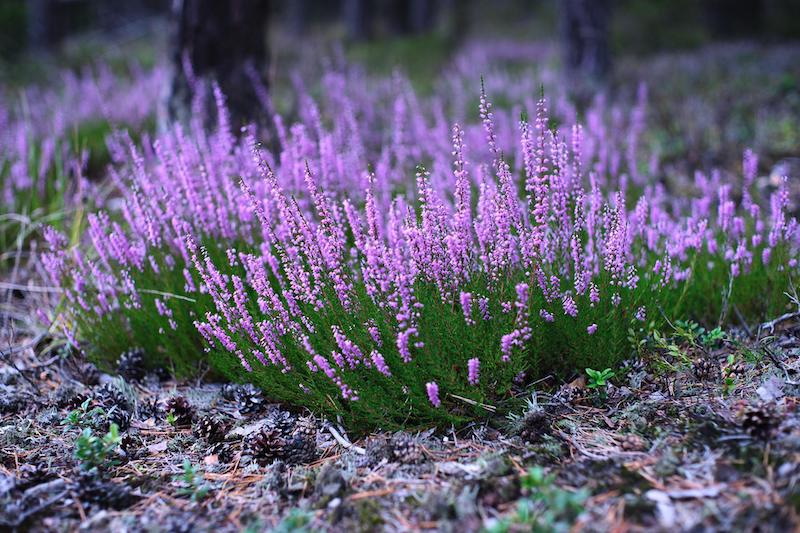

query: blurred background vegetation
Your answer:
[1,0,798,183]
[2,0,799,84]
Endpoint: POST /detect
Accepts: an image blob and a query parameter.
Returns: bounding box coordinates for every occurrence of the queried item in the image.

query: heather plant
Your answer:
[42,69,798,430]
[0,133,87,255]
[0,61,165,253]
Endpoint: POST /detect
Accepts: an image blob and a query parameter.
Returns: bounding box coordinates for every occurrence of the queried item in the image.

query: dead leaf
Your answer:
[568,375,586,389]
[147,440,168,455]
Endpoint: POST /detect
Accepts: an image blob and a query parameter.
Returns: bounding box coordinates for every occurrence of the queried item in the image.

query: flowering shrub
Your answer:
[43,71,797,430]
[0,62,165,251]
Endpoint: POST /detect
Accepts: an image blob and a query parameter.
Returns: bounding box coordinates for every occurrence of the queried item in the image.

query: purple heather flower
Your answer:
[371,350,392,377]
[562,294,578,317]
[587,323,598,335]
[478,296,491,320]
[467,358,480,385]
[426,382,441,407]
[460,291,474,325]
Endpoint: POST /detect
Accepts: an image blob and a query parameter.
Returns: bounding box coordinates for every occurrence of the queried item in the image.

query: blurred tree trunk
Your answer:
[27,0,55,51]
[409,0,437,33]
[167,0,270,130]
[704,0,764,38]
[386,0,437,35]
[344,0,373,41]
[286,0,308,36]
[560,0,611,83]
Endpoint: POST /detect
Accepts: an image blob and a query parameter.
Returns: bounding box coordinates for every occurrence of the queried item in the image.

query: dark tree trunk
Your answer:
[27,0,53,51]
[560,0,611,83]
[167,0,270,129]
[704,0,764,38]
[343,0,373,41]
[286,0,308,36]
[383,0,438,36]
[409,0,437,33]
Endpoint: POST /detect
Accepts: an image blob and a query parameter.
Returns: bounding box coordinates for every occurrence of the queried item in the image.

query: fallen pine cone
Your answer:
[740,401,779,441]
[692,357,720,382]
[165,396,194,427]
[390,433,425,465]
[193,414,230,443]
[245,427,285,465]
[117,348,147,382]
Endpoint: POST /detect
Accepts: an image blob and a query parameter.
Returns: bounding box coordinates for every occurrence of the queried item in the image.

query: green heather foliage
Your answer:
[1,61,165,256]
[42,69,797,431]
[0,139,78,254]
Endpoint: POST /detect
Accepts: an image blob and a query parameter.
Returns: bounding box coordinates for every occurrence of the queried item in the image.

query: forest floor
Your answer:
[2,282,800,532]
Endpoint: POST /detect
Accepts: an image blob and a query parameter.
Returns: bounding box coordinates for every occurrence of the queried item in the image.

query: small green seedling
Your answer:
[486,466,587,533]
[700,326,726,347]
[62,398,107,430]
[272,508,314,533]
[585,368,615,389]
[586,368,615,402]
[174,459,210,502]
[74,423,122,471]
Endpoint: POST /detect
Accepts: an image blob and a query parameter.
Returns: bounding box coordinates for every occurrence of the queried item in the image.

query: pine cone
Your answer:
[208,442,234,463]
[119,432,140,454]
[555,383,580,405]
[53,383,89,409]
[390,433,424,465]
[223,383,265,414]
[283,435,317,465]
[283,415,317,465]
[165,396,194,427]
[692,357,720,382]
[518,408,549,443]
[106,405,132,432]
[245,427,286,465]
[292,415,317,440]
[137,397,161,420]
[356,437,391,467]
[117,348,146,382]
[93,383,133,431]
[94,383,133,413]
[193,414,230,443]
[73,470,135,510]
[76,362,100,386]
[741,401,779,441]
[723,360,747,377]
[265,408,296,435]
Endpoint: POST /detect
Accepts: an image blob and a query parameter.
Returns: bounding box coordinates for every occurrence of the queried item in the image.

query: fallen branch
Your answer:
[758,311,800,336]
[327,424,365,455]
